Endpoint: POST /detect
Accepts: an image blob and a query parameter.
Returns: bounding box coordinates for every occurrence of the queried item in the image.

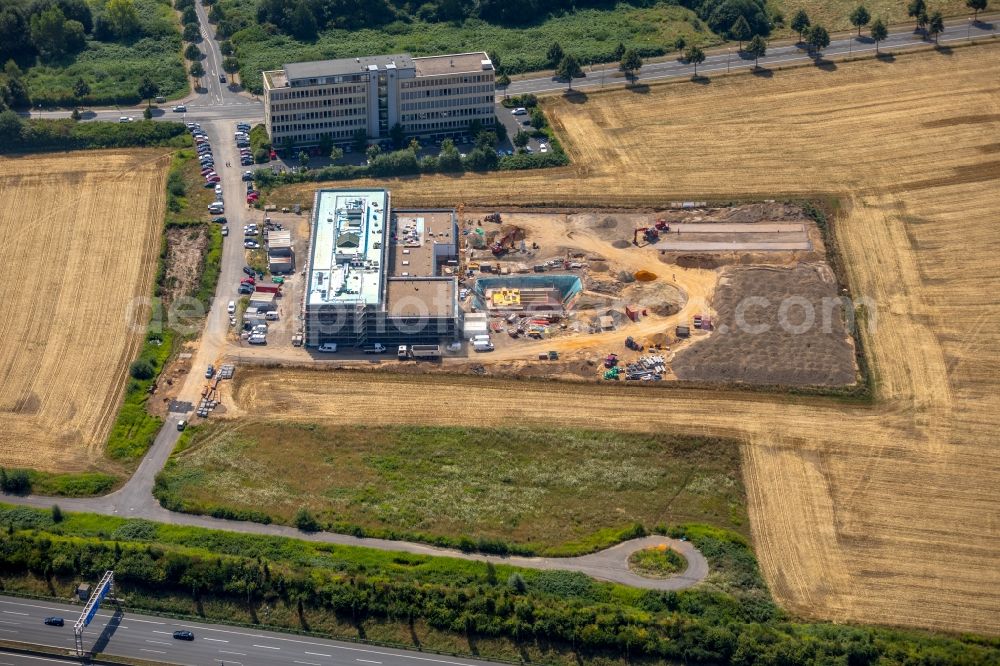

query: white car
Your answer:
[540,145,549,153]
[221,226,229,236]
[118,116,133,123]
[317,342,338,353]
[227,300,236,314]
[172,105,186,112]
[511,107,527,115]
[244,240,260,249]
[208,203,224,213]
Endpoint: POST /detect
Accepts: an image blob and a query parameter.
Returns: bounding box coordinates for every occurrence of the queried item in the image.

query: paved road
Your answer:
[504,15,999,95]
[0,595,503,666]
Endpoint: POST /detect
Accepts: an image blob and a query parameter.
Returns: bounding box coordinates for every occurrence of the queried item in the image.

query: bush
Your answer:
[129,359,155,380]
[293,507,321,532]
[50,505,63,523]
[0,469,32,495]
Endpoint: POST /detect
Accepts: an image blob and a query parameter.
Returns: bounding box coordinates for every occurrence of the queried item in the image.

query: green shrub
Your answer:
[0,469,32,495]
[129,359,155,380]
[293,507,321,532]
[0,116,190,154]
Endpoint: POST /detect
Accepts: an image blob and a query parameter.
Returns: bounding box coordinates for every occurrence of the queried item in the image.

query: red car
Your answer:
[246,194,259,204]
[206,175,221,183]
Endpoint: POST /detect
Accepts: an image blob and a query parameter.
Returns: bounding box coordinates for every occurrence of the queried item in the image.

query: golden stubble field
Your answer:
[0,150,169,472]
[259,45,1000,635]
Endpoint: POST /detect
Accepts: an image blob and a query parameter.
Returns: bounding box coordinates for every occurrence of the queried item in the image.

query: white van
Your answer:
[227,300,235,314]
[318,342,338,353]
[469,334,491,344]
[264,311,279,321]
[473,341,494,352]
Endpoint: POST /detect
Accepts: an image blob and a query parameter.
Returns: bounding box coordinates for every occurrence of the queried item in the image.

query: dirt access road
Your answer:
[254,45,1000,636]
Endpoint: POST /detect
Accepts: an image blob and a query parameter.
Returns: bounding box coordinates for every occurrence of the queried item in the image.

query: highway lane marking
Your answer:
[295,662,322,665]
[152,630,173,634]
[2,611,28,616]
[219,649,247,655]
[140,648,166,654]
[0,629,18,633]
[176,624,481,664]
[0,620,20,625]
[357,660,382,664]
[305,651,331,657]
[203,637,229,642]
[254,644,281,649]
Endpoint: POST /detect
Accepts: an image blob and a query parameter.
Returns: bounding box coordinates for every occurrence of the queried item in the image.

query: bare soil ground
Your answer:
[162,226,208,306]
[673,265,856,386]
[256,45,1000,636]
[0,150,170,471]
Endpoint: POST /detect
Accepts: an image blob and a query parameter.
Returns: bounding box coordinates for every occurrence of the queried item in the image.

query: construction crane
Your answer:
[633,226,660,246]
[491,227,522,256]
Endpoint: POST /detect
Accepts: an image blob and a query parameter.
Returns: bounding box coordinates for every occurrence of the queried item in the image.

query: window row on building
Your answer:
[272,107,366,123]
[401,74,492,88]
[401,95,493,112]
[400,106,494,123]
[401,84,492,100]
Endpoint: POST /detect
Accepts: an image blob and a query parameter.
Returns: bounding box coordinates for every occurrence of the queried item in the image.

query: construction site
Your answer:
[443,202,858,387]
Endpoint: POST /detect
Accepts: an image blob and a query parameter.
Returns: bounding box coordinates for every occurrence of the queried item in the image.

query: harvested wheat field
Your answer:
[258,45,1000,635]
[0,150,170,472]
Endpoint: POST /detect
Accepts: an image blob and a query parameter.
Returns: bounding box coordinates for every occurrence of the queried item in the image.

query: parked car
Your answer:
[243,266,255,277]
[43,617,64,627]
[244,240,260,249]
[173,630,195,641]
[211,216,226,224]
[221,226,228,236]
[118,116,133,123]
[208,202,224,213]
[205,364,214,378]
[214,184,223,196]
[219,74,226,83]
[238,284,253,294]
[363,344,387,354]
[242,171,254,181]
[227,300,236,314]
[176,420,187,431]
[248,334,266,345]
[172,104,186,112]
[205,175,221,183]
[317,342,338,353]
[512,107,527,115]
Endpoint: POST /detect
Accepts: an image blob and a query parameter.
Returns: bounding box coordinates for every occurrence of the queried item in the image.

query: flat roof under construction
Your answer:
[308,189,388,307]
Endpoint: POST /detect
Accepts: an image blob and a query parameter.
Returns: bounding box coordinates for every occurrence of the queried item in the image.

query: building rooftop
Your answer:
[391,211,456,278]
[307,189,388,307]
[386,279,455,318]
[413,52,492,77]
[267,229,292,250]
[284,54,414,82]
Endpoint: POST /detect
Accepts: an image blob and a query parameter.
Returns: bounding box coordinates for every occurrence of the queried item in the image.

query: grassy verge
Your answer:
[154,422,748,555]
[105,147,220,465]
[0,117,189,154]
[0,504,996,665]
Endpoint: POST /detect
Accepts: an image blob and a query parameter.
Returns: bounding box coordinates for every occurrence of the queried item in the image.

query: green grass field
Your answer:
[155,423,747,554]
[229,4,719,93]
[23,0,187,107]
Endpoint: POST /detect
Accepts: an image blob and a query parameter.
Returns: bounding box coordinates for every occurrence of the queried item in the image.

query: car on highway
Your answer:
[172,105,186,112]
[43,617,64,627]
[172,630,195,641]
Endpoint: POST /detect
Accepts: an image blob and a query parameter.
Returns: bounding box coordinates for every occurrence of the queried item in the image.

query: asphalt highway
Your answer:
[0,596,502,666]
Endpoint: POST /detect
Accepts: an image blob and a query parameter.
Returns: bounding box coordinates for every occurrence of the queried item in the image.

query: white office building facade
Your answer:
[263,52,495,147]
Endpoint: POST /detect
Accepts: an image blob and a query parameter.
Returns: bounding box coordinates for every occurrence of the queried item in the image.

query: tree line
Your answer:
[0,520,994,664]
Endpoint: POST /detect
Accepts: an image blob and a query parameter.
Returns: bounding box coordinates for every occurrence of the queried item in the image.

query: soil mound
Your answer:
[634,270,657,282]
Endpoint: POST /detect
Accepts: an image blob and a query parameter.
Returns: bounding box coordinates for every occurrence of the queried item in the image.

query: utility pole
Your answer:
[727,47,731,73]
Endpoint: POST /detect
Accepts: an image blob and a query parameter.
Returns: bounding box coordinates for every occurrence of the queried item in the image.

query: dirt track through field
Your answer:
[0,150,169,472]
[256,46,1000,635]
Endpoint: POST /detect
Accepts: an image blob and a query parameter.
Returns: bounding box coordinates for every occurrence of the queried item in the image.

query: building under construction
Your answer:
[484,286,564,312]
[303,188,460,347]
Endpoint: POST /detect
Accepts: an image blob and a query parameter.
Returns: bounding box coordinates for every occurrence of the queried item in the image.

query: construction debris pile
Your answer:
[197,364,234,418]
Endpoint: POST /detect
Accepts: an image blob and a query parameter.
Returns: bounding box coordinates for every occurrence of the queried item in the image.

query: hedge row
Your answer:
[0,113,190,154]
